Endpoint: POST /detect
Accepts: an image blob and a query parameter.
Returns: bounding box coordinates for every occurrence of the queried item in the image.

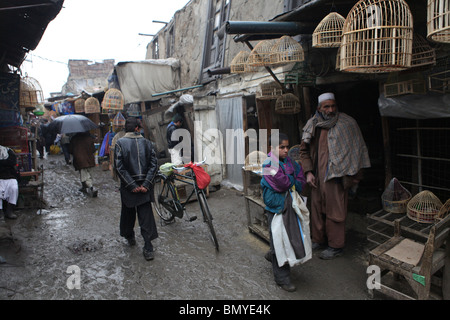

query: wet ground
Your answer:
[0,153,373,300]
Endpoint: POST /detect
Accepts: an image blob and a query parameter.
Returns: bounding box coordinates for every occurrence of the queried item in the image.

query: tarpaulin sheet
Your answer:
[115,58,180,104]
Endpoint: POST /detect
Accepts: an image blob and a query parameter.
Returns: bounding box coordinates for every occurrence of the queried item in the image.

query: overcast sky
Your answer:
[21,0,191,98]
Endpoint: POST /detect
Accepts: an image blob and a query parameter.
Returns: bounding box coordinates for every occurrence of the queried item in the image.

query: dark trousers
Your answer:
[266,211,291,285]
[120,201,158,251]
[61,143,71,163]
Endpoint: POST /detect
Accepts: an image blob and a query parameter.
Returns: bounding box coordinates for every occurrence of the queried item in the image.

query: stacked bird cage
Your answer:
[230,51,258,73]
[19,76,44,109]
[407,190,443,223]
[74,98,85,113]
[340,0,413,73]
[244,151,267,172]
[411,33,436,68]
[102,88,124,111]
[84,97,100,114]
[427,0,450,43]
[275,93,301,115]
[384,72,427,97]
[256,80,284,100]
[312,12,345,48]
[270,36,305,66]
[381,178,411,213]
[248,39,277,67]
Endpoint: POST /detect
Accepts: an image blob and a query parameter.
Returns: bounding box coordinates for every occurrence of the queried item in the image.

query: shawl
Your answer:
[302,112,371,181]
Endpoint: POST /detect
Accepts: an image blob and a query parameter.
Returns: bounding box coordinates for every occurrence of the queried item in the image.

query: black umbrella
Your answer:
[48,114,98,134]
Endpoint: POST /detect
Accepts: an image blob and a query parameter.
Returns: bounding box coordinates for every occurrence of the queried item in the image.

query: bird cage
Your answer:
[84,97,100,114]
[335,46,342,71]
[101,88,124,110]
[230,51,258,73]
[127,103,141,117]
[113,112,126,128]
[312,12,345,48]
[270,36,305,66]
[256,80,284,100]
[284,62,316,86]
[436,199,450,220]
[244,151,267,172]
[384,72,427,97]
[288,145,301,163]
[248,39,277,67]
[428,56,450,93]
[340,0,414,73]
[407,190,443,223]
[411,33,436,68]
[427,0,450,43]
[275,93,301,115]
[381,178,411,213]
[19,76,44,108]
[74,98,85,113]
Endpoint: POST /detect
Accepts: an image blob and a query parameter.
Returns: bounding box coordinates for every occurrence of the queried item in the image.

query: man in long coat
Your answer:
[69,131,98,197]
[299,92,370,259]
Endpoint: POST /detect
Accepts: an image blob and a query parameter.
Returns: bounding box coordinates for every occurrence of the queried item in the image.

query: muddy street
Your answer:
[0,154,372,300]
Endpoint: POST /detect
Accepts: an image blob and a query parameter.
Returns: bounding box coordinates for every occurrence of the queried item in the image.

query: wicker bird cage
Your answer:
[284,62,316,86]
[428,56,450,93]
[275,93,301,115]
[113,112,126,128]
[19,77,44,108]
[244,151,267,171]
[312,12,345,48]
[384,72,427,97]
[74,98,85,113]
[340,0,414,73]
[256,80,284,100]
[102,88,124,110]
[248,39,278,67]
[288,145,301,163]
[84,97,100,114]
[407,190,443,223]
[427,0,450,43]
[270,36,305,66]
[230,51,258,73]
[127,103,141,117]
[335,46,342,71]
[411,33,436,68]
[381,178,411,213]
[436,199,450,220]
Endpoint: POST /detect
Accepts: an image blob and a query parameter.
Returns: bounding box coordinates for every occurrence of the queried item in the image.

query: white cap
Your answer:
[318,92,335,104]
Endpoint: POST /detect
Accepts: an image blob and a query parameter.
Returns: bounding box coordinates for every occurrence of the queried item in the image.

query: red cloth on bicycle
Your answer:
[184,163,211,190]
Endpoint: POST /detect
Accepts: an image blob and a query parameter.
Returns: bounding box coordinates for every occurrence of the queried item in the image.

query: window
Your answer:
[166,22,175,58]
[152,37,159,59]
[200,0,231,83]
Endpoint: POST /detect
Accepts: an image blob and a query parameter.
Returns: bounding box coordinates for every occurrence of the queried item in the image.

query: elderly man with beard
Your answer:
[299,92,371,260]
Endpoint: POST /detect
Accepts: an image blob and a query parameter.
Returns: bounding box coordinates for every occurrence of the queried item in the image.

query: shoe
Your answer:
[264,251,272,262]
[312,242,325,251]
[278,282,296,292]
[4,204,17,219]
[0,210,5,223]
[126,237,136,246]
[319,247,343,260]
[143,249,154,261]
[87,187,98,198]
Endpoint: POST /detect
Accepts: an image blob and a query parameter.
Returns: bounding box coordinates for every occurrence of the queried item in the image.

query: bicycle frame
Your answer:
[165,167,206,210]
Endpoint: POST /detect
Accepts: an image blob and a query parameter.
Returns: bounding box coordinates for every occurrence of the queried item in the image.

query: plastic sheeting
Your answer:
[378,92,450,119]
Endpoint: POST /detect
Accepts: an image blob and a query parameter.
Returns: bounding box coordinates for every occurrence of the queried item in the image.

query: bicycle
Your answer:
[152,159,219,251]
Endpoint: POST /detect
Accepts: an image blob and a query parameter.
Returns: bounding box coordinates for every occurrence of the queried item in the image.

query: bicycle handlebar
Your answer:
[172,157,207,171]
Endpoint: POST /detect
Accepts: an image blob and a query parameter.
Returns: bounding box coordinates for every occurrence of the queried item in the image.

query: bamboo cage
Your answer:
[270,36,305,65]
[312,12,346,48]
[436,199,450,220]
[335,46,342,71]
[101,88,124,110]
[19,76,44,108]
[244,151,267,171]
[275,93,301,115]
[74,98,85,113]
[340,0,414,73]
[284,62,316,86]
[230,51,258,73]
[248,39,278,67]
[113,112,126,128]
[407,190,443,223]
[384,72,427,97]
[127,103,141,117]
[256,80,284,100]
[427,0,450,43]
[411,33,436,68]
[381,177,411,213]
[428,56,450,93]
[84,97,100,114]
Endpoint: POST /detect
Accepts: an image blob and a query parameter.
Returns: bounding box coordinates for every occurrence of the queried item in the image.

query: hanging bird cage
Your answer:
[113,111,126,128]
[256,80,284,100]
[335,46,342,71]
[407,190,443,223]
[19,76,44,108]
[411,33,436,68]
[384,71,427,97]
[340,0,414,73]
[244,151,267,172]
[74,98,85,113]
[127,103,141,117]
[381,178,411,213]
[230,51,258,73]
[427,0,450,43]
[101,88,124,110]
[312,12,346,48]
[428,56,450,93]
[84,97,100,114]
[270,36,305,66]
[284,62,316,86]
[275,93,301,115]
[248,39,278,67]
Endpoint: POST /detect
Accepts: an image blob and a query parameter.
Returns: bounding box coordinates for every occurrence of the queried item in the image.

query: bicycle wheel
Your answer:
[198,190,219,251]
[152,175,176,222]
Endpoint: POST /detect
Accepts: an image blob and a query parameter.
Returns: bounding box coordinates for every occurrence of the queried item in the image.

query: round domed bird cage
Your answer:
[19,76,44,109]
[275,93,301,115]
[407,190,443,223]
[427,0,450,43]
[74,98,85,113]
[312,12,346,48]
[248,39,278,67]
[101,88,124,111]
[244,151,267,172]
[340,0,414,73]
[270,36,305,66]
[230,51,258,73]
[411,33,436,68]
[84,97,100,114]
[256,80,284,100]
